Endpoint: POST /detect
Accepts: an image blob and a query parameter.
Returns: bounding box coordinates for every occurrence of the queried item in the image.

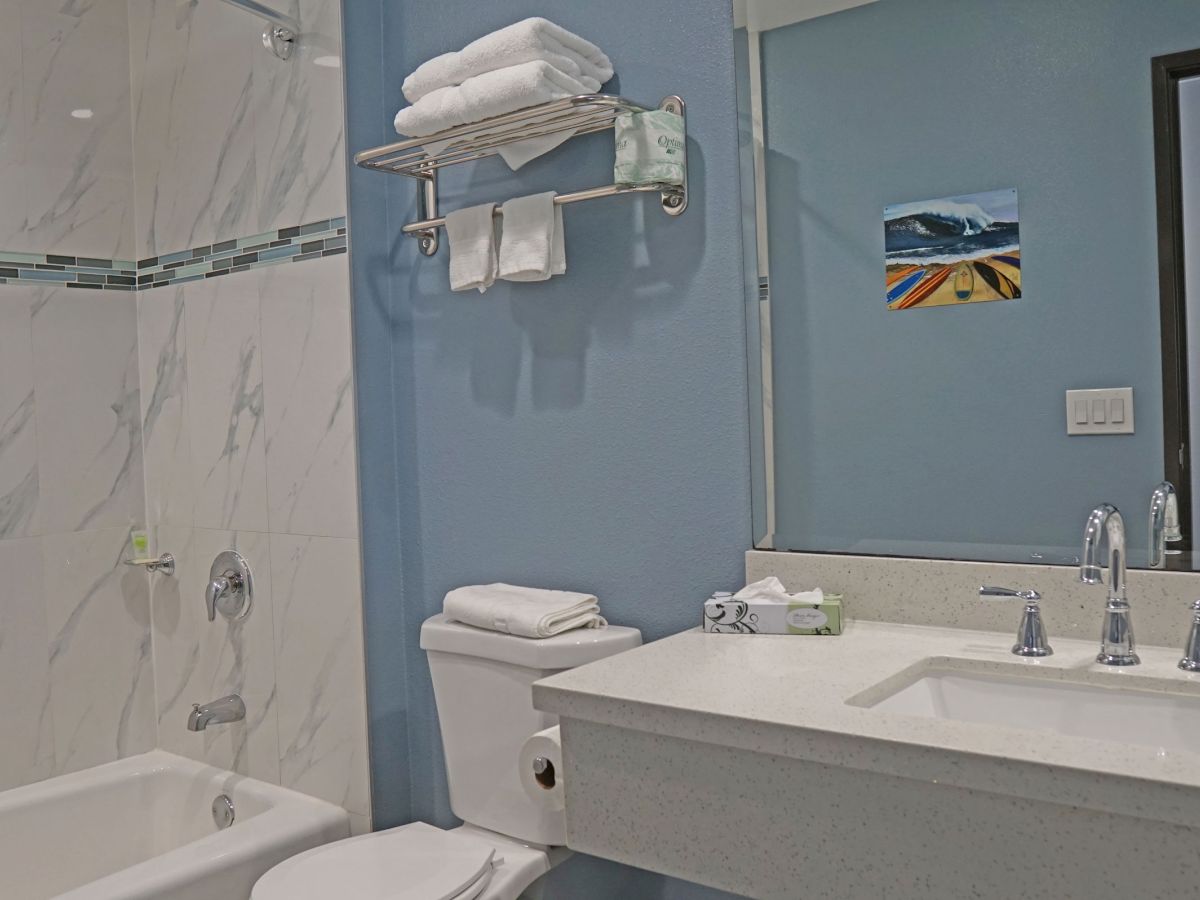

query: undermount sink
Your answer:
[849,658,1200,755]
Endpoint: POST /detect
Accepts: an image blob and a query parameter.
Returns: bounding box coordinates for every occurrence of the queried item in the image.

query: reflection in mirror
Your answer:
[736,0,1200,569]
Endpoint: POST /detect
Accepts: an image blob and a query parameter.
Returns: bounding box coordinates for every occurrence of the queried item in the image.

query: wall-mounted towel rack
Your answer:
[353,94,687,256]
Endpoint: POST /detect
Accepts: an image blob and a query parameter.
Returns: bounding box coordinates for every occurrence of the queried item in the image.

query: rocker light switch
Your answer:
[1066,388,1134,435]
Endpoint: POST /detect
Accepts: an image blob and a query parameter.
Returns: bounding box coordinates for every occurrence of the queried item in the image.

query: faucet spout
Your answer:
[1080,503,1126,600]
[187,694,246,732]
[1080,503,1138,666]
[1149,481,1182,569]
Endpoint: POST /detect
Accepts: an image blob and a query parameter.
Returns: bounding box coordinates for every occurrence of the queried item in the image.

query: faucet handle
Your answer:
[1179,600,1200,672]
[979,585,1042,603]
[205,551,253,623]
[978,586,1052,657]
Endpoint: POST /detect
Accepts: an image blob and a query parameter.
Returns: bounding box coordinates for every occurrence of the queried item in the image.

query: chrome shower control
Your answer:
[206,551,253,623]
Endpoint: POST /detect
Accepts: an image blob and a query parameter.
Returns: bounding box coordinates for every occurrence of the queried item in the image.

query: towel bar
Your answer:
[399,182,684,235]
[354,94,687,256]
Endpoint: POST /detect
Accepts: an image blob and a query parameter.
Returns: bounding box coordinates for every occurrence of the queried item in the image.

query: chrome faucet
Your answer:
[1149,481,1182,569]
[187,694,246,732]
[1080,503,1139,666]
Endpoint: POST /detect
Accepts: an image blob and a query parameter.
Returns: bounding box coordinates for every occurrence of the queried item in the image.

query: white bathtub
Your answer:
[0,750,350,900]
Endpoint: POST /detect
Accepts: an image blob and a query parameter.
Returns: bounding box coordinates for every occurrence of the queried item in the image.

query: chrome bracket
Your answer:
[123,553,175,576]
[262,25,295,60]
[659,95,688,217]
[416,171,440,257]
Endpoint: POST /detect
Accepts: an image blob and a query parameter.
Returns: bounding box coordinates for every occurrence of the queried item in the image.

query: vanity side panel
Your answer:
[561,719,1199,900]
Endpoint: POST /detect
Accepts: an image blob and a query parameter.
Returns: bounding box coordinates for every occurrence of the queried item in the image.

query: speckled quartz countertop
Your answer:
[532,622,1200,828]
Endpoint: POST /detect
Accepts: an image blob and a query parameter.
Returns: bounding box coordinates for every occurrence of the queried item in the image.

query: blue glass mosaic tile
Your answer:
[0,217,349,293]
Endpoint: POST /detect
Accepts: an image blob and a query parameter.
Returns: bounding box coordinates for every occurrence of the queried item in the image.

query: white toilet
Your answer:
[252,613,642,900]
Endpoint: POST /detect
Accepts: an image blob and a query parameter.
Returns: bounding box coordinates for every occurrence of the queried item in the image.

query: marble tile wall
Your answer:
[0,0,150,793]
[0,284,151,790]
[131,0,371,826]
[0,0,135,260]
[128,0,346,259]
[138,255,369,825]
[0,0,370,827]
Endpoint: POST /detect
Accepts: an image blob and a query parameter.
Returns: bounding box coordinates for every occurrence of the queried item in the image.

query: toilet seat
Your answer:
[252,823,497,900]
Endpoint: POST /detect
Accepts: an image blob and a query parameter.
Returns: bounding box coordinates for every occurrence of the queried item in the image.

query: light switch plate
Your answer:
[1065,388,1134,435]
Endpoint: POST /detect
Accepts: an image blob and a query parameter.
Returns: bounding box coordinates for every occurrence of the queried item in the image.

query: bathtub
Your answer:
[0,750,350,900]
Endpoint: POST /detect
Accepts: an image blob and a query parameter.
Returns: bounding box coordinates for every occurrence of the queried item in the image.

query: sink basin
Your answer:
[850,659,1200,755]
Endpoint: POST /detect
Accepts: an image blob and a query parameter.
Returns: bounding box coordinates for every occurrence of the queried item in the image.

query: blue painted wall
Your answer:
[343,1,751,896]
[761,0,1200,563]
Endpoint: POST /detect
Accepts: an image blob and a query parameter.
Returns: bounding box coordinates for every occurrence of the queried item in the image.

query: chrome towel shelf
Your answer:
[353,94,687,256]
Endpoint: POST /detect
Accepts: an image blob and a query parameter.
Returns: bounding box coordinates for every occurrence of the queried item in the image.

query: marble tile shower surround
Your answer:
[128,0,347,259]
[0,0,370,823]
[0,0,135,261]
[746,550,1200,650]
[137,256,370,820]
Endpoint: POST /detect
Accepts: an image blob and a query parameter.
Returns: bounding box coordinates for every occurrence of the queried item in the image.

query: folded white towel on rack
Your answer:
[444,583,607,638]
[499,192,565,282]
[444,203,498,293]
[395,61,597,169]
[402,17,613,103]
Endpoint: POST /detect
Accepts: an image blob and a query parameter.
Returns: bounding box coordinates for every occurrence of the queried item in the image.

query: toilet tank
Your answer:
[420,614,642,845]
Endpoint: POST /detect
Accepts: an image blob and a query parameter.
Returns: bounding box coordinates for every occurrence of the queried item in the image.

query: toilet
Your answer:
[252,613,642,900]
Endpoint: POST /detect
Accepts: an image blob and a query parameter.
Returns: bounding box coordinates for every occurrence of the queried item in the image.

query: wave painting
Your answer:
[884,188,1020,310]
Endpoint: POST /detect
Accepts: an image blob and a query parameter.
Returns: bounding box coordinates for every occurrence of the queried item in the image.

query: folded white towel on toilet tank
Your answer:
[444,583,607,638]
[401,17,613,103]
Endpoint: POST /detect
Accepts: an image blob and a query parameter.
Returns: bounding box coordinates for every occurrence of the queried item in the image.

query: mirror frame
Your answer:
[1154,47,1200,554]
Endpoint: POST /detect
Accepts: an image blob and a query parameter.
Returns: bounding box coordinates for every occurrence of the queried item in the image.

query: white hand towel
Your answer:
[402,17,613,103]
[444,203,497,293]
[444,583,607,638]
[395,61,597,169]
[498,192,565,282]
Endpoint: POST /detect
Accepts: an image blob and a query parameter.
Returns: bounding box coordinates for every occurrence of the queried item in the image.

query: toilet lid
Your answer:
[253,823,497,900]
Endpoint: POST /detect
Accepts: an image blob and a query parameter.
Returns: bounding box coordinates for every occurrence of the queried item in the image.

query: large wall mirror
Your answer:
[736,0,1200,569]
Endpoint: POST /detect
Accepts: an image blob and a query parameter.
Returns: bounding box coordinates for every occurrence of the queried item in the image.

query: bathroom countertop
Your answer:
[532,621,1200,827]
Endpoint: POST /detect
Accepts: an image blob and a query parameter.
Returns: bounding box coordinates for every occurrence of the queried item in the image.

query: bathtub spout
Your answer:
[187,695,246,732]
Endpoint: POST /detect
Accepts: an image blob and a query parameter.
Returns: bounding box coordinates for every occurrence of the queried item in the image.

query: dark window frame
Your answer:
[1153,47,1200,553]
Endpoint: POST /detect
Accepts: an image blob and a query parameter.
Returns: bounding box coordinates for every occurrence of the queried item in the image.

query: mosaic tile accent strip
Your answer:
[138,216,348,290]
[0,217,348,293]
[0,252,138,291]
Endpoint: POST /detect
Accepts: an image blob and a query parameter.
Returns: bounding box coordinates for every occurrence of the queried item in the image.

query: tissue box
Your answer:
[702,593,843,635]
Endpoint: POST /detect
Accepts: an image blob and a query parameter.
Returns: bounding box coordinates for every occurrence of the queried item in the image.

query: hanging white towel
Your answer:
[498,192,565,283]
[402,17,613,103]
[444,203,498,293]
[395,61,597,169]
[444,583,607,638]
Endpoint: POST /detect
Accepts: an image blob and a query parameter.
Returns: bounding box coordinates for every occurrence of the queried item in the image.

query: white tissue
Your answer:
[733,576,823,605]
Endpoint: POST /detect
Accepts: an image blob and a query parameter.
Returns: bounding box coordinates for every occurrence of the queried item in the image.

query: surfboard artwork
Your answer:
[884,188,1020,310]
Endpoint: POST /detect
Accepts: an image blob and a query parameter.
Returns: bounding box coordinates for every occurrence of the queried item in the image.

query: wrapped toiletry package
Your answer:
[702,577,844,635]
[613,109,686,186]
